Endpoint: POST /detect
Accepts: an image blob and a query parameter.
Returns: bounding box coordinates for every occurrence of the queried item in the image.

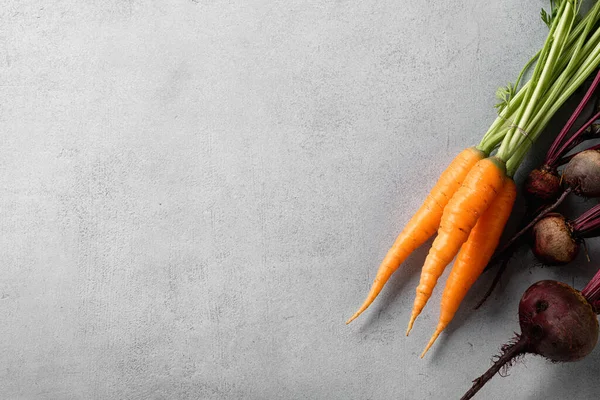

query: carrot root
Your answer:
[347,147,485,324]
[420,324,443,358]
[421,178,516,354]
[407,157,507,335]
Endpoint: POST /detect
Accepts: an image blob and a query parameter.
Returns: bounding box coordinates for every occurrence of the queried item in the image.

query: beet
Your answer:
[520,281,598,361]
[504,149,600,272]
[531,214,579,265]
[461,280,598,400]
[563,149,600,197]
[524,165,562,203]
[530,203,600,265]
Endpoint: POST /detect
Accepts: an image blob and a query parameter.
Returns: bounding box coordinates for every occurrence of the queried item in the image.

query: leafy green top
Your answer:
[477,0,600,176]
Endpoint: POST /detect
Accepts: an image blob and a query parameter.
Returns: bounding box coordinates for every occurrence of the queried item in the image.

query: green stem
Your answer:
[506,41,600,175]
[516,2,574,129]
[505,3,600,176]
[498,0,574,160]
[514,54,539,91]
[477,105,519,154]
[526,9,600,135]
[479,0,600,156]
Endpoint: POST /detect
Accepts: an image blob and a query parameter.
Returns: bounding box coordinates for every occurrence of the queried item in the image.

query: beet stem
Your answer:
[550,110,600,167]
[481,211,538,276]
[572,203,600,237]
[582,267,600,305]
[493,188,571,257]
[474,251,513,310]
[546,69,600,167]
[460,337,529,400]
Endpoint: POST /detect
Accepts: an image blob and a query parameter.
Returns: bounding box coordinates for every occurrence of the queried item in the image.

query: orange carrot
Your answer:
[346,147,485,324]
[406,156,506,335]
[420,178,517,358]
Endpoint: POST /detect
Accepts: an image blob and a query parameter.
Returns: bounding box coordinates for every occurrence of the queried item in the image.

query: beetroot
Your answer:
[519,281,598,361]
[523,165,561,203]
[461,280,599,400]
[531,204,600,265]
[531,214,579,265]
[563,149,600,197]
[516,147,599,243]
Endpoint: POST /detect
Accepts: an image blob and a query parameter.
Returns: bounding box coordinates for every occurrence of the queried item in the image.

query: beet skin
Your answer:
[461,280,598,400]
[519,280,598,361]
[524,166,561,203]
[531,214,579,265]
[563,149,600,197]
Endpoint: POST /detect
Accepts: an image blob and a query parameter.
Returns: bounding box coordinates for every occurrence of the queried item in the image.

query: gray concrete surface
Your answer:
[2,1,600,399]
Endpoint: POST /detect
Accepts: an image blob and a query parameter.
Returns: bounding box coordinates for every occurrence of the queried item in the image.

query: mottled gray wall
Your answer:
[2,1,600,399]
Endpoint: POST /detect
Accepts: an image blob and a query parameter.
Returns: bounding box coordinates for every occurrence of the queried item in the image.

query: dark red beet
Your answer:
[563,149,600,197]
[524,165,561,203]
[531,214,579,265]
[519,280,598,362]
[461,280,598,400]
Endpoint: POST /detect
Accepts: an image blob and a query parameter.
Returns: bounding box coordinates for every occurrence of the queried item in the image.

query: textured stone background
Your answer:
[2,1,600,399]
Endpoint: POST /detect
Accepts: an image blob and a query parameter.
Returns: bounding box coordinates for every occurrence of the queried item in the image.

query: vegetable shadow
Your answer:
[356,236,434,330]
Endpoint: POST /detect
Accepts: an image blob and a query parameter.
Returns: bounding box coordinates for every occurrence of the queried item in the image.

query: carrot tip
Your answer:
[345,309,363,325]
[420,328,443,358]
[406,316,416,336]
[345,291,380,326]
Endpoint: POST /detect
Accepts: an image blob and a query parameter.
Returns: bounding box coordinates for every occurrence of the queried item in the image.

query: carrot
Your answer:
[406,157,506,335]
[420,178,517,358]
[345,147,485,324]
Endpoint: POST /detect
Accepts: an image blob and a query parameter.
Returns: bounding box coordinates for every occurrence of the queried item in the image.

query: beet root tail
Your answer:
[460,337,528,400]
[474,253,513,310]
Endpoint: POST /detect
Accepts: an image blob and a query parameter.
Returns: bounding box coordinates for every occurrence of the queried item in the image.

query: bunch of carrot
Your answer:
[347,0,600,357]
